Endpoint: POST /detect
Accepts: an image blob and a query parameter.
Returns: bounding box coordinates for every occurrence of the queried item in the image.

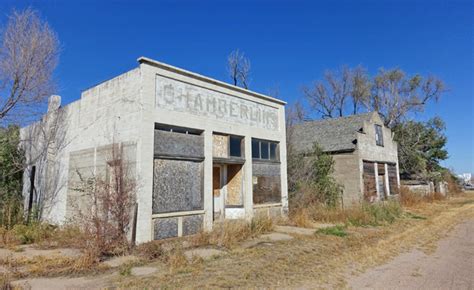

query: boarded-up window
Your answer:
[213,134,244,159]
[213,134,228,158]
[226,164,243,206]
[153,159,203,214]
[363,161,377,201]
[66,149,95,218]
[388,164,398,195]
[253,163,281,204]
[154,129,204,159]
[153,125,204,214]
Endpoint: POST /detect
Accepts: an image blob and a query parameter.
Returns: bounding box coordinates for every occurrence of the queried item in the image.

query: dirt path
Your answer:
[348,219,474,290]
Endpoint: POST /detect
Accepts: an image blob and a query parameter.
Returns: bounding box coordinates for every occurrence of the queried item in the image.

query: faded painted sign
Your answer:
[156,75,279,131]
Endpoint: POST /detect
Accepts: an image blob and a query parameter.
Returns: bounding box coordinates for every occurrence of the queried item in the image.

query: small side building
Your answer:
[291,112,400,205]
[20,57,288,243]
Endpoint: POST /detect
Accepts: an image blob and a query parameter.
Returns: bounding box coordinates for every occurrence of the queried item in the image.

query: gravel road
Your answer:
[348,219,474,289]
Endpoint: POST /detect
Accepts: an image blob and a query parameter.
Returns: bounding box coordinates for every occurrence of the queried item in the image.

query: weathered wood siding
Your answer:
[388,164,398,195]
[363,161,377,201]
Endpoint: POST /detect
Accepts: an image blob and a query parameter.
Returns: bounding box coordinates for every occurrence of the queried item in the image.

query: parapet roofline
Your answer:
[138,56,287,106]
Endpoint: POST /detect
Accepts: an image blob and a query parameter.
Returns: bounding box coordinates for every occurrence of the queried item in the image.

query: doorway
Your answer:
[212,163,244,221]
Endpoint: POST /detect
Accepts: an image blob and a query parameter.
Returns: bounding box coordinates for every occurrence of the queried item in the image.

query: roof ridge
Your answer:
[298,111,374,125]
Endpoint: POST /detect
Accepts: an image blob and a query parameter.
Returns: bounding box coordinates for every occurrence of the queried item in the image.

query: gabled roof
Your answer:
[290,112,377,153]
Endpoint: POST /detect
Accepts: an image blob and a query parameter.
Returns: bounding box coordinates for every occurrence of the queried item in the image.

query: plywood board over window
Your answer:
[152,159,203,214]
[363,161,377,201]
[213,134,228,158]
[66,148,95,219]
[226,164,243,206]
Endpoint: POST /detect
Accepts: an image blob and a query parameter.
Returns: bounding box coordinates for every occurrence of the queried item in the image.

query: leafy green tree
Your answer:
[0,125,24,228]
[287,142,342,207]
[308,144,342,207]
[393,117,448,180]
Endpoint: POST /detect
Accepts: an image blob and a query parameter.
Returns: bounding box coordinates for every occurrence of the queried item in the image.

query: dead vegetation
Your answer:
[289,199,403,228]
[116,192,474,289]
[191,216,274,249]
[0,186,469,288]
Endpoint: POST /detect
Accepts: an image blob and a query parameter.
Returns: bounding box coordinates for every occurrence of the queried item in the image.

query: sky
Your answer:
[1,0,473,174]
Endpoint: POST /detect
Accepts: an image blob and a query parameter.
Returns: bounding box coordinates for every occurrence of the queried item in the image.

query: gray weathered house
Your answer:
[291,112,400,205]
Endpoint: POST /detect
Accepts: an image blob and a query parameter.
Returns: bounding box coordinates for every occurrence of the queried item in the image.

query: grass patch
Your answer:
[191,215,274,249]
[119,263,133,276]
[317,225,347,237]
[290,200,403,228]
[116,193,474,289]
[405,212,427,220]
[0,249,106,278]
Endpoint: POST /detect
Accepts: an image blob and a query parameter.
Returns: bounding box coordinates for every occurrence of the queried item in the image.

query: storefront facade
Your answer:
[21,57,288,243]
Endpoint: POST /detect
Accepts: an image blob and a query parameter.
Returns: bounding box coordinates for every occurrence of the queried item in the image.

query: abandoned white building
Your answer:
[291,112,400,205]
[20,57,288,243]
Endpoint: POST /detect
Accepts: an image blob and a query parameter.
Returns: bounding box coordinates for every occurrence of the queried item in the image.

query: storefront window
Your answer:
[252,138,279,161]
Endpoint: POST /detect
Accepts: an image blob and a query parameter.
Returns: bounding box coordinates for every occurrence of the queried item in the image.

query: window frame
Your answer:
[375,124,384,147]
[251,138,280,162]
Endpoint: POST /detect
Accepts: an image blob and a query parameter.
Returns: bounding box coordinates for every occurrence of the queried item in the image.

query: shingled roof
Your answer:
[290,112,376,154]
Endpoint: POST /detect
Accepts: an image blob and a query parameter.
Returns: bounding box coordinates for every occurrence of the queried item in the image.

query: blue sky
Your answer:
[1,0,473,174]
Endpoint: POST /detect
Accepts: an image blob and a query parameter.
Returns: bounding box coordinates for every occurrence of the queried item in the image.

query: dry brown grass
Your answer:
[289,200,403,228]
[399,186,446,207]
[116,193,474,289]
[0,273,13,290]
[191,215,274,249]
[0,248,107,279]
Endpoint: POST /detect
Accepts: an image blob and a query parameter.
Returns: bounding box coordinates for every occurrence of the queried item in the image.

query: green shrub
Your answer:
[317,225,347,237]
[348,201,403,226]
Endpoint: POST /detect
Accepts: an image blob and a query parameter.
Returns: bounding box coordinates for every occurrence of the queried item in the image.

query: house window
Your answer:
[251,139,279,161]
[375,125,384,146]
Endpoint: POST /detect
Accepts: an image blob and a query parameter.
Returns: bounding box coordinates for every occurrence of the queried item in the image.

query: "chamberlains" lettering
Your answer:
[156,77,279,131]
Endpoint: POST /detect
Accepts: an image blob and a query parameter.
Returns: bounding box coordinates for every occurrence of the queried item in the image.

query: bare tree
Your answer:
[351,66,371,115]
[369,68,444,128]
[303,66,444,127]
[0,8,59,124]
[227,49,251,89]
[303,66,353,118]
[21,95,70,222]
[71,142,137,254]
